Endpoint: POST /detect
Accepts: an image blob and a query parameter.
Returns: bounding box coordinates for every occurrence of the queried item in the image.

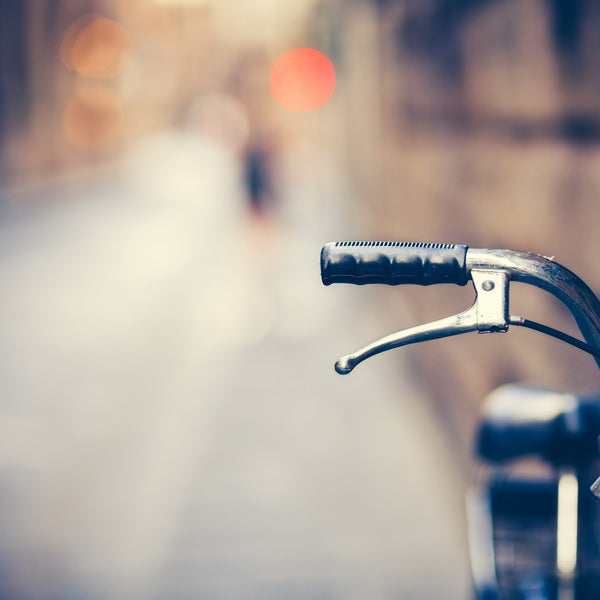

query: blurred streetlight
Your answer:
[60,15,132,79]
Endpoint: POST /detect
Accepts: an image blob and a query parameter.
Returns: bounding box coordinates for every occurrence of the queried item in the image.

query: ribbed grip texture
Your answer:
[320,242,469,286]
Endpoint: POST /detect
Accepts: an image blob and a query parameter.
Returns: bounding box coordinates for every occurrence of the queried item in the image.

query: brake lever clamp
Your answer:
[471,271,509,333]
[334,270,509,374]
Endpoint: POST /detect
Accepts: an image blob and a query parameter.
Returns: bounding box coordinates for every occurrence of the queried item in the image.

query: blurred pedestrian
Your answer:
[243,140,275,216]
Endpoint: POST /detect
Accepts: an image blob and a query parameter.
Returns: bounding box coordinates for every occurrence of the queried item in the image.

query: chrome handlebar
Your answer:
[326,247,600,374]
[466,249,600,353]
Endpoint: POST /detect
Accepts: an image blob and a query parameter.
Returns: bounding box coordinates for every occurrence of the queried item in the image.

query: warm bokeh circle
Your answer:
[63,85,124,149]
[270,48,336,112]
[60,14,132,78]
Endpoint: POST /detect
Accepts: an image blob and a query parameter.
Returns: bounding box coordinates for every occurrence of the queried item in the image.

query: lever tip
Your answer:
[335,356,354,375]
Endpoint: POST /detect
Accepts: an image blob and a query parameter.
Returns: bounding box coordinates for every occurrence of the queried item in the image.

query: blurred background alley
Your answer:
[0,1,470,598]
[1,0,600,599]
[0,125,467,599]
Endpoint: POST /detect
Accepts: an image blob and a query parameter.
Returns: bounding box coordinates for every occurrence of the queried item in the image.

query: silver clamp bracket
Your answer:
[335,269,509,374]
[472,270,509,333]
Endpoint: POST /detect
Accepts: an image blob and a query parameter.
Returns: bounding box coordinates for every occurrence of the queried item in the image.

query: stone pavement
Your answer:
[0,132,470,599]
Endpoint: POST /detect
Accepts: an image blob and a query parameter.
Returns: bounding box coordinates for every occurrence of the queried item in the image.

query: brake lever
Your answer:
[335,270,509,374]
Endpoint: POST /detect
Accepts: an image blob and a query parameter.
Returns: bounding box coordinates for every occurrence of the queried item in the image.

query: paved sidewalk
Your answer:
[0,132,470,599]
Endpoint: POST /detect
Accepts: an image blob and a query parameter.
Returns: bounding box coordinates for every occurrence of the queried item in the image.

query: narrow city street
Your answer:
[0,132,470,600]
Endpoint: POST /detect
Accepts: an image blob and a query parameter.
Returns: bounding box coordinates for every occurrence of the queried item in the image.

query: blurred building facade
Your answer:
[2,0,600,456]
[0,0,225,182]
[0,0,322,185]
[341,0,600,451]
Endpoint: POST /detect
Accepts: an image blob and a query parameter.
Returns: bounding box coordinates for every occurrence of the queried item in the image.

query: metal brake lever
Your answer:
[335,270,509,374]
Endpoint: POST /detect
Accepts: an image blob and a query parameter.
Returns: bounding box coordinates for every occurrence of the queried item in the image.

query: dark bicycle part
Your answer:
[470,474,600,600]
[321,243,600,372]
[469,386,600,600]
[320,242,469,286]
[476,385,600,468]
[467,478,559,600]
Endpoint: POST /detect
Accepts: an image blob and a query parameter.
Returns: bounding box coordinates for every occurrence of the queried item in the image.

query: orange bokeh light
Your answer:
[60,15,132,78]
[270,48,336,112]
[63,85,124,149]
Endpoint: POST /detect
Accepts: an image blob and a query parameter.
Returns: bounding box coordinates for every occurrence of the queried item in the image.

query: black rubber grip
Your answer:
[321,242,469,286]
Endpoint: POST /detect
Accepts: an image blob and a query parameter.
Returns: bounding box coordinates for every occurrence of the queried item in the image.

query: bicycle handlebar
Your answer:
[466,248,600,353]
[321,242,600,370]
[320,242,469,286]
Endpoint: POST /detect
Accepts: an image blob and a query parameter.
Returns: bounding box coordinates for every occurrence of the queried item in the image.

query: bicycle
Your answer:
[320,241,600,600]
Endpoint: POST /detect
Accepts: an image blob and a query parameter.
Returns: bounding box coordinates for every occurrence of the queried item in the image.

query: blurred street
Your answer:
[0,132,469,600]
[3,1,600,598]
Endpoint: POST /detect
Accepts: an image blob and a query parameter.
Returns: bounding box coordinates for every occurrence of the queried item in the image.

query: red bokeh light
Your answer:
[270,48,336,112]
[63,85,124,149]
[60,14,132,79]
